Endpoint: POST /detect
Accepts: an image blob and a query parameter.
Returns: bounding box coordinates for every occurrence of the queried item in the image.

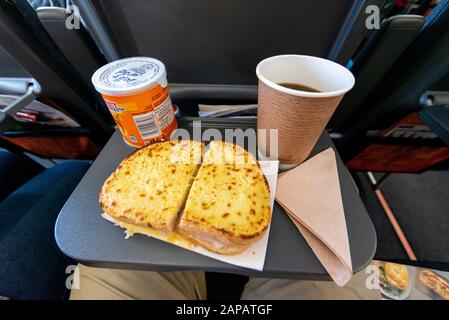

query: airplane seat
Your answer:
[26,0,68,9]
[0,49,46,201]
[0,160,90,300]
[338,0,449,154]
[73,0,372,115]
[0,74,92,299]
[0,47,30,79]
[36,6,108,89]
[0,151,43,202]
[0,4,96,298]
[328,14,425,132]
[419,72,449,147]
[0,1,113,147]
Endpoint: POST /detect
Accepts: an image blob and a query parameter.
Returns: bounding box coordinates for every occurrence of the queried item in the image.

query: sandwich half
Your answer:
[178,141,271,255]
[100,140,204,234]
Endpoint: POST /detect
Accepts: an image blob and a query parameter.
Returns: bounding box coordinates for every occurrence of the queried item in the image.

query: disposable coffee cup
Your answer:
[256,55,355,170]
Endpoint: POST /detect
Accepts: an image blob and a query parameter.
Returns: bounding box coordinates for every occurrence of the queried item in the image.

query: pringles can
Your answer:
[92,57,178,148]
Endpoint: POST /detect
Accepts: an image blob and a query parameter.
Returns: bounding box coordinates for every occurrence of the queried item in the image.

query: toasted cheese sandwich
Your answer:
[178,141,271,254]
[100,140,204,234]
[385,263,409,291]
[419,270,449,300]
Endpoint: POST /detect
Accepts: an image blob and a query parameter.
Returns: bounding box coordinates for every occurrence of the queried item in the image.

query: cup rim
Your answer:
[256,54,355,98]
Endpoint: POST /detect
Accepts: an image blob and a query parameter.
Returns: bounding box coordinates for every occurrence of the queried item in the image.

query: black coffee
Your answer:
[277,82,321,93]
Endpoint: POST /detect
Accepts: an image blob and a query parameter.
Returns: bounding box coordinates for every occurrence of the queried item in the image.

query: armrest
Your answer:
[0,79,41,131]
[419,106,449,146]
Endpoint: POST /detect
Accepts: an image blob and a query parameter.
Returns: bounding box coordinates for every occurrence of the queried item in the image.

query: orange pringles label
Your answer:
[92,57,178,148]
[102,85,177,147]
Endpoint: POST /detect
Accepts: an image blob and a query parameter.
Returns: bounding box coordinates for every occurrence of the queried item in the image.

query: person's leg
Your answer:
[70,264,207,300]
[241,268,381,300]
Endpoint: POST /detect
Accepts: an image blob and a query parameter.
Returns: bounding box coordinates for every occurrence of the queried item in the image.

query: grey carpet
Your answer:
[380,170,449,263]
[352,172,408,261]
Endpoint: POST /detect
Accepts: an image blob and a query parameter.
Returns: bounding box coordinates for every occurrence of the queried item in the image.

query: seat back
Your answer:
[36,6,107,88]
[329,14,424,130]
[339,0,449,151]
[74,0,373,85]
[0,1,112,145]
[0,46,29,78]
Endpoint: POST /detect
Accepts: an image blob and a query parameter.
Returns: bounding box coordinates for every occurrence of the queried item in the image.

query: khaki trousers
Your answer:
[70,264,381,300]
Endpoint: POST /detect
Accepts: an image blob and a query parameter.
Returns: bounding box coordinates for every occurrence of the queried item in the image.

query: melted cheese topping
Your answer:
[111,216,195,249]
[182,141,271,238]
[101,141,203,230]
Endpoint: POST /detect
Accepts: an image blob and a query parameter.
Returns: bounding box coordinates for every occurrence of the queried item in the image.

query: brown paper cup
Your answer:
[256,55,355,169]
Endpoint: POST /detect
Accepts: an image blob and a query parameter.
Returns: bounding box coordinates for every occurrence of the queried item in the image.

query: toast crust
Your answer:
[176,228,248,255]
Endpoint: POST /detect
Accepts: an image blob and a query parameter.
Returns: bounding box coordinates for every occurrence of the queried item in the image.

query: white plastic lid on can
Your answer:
[91,57,168,96]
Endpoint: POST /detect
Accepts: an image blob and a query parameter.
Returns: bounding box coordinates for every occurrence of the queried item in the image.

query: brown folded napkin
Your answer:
[275,148,353,286]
